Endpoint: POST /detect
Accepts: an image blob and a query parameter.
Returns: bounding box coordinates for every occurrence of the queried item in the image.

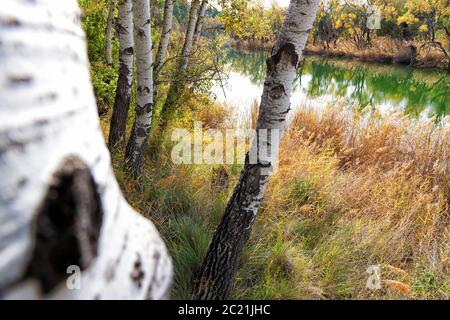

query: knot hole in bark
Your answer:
[25,156,103,294]
[266,42,299,73]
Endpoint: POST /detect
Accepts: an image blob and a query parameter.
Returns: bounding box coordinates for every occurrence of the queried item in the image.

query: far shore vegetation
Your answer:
[225,0,450,71]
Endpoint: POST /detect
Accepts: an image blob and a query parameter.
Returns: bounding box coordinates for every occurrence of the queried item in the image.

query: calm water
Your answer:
[212,49,449,118]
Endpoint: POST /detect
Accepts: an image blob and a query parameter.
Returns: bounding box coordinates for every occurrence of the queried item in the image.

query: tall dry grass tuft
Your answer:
[306,37,448,69]
[260,104,449,298]
[288,105,449,195]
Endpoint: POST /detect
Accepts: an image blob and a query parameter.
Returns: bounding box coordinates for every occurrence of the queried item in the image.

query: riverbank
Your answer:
[229,37,449,71]
[218,48,449,118]
[100,93,449,299]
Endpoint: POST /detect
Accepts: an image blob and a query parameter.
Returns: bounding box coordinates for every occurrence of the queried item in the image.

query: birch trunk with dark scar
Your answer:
[105,0,116,66]
[124,0,153,176]
[0,0,171,299]
[192,0,321,300]
[153,0,174,102]
[108,0,133,151]
[160,0,200,124]
[193,0,208,47]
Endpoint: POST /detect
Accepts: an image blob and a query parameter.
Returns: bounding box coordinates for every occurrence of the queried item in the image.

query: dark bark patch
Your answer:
[137,102,153,115]
[17,177,28,188]
[0,17,20,27]
[8,74,33,86]
[136,127,146,137]
[144,102,153,113]
[37,92,58,104]
[266,42,299,72]
[269,84,287,99]
[288,21,298,29]
[130,254,145,288]
[280,106,291,115]
[116,23,127,34]
[25,156,103,294]
[137,86,151,96]
[123,46,134,55]
[153,251,160,262]
[145,250,167,299]
[143,87,151,95]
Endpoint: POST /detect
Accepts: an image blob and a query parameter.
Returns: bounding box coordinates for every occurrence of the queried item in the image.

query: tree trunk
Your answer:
[153,0,174,102]
[105,0,116,66]
[151,0,161,22]
[192,0,321,300]
[179,0,201,73]
[160,0,200,125]
[108,0,134,151]
[124,0,154,176]
[154,0,174,78]
[0,0,171,299]
[193,0,208,46]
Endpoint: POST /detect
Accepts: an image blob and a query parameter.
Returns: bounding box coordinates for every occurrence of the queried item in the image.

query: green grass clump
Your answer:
[164,216,213,299]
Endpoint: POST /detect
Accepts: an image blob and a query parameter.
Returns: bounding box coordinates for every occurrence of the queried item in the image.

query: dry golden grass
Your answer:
[258,104,449,298]
[306,37,448,69]
[101,93,449,299]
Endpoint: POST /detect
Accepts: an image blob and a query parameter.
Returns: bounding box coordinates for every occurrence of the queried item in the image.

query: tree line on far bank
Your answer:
[221,0,450,69]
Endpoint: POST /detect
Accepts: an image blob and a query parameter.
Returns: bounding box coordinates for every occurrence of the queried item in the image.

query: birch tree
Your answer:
[178,0,201,73]
[108,0,134,150]
[193,0,208,46]
[193,0,321,300]
[160,0,201,124]
[153,0,174,101]
[104,0,116,66]
[124,0,154,176]
[154,0,174,80]
[0,0,171,299]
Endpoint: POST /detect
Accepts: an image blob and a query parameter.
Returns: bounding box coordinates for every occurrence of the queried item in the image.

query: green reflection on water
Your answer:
[224,48,449,117]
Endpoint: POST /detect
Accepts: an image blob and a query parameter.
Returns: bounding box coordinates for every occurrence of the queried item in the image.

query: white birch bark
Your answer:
[193,0,321,300]
[108,0,134,149]
[193,0,208,46]
[124,0,154,175]
[0,0,171,300]
[160,0,200,123]
[104,0,116,66]
[179,0,201,72]
[153,0,174,80]
[153,0,174,104]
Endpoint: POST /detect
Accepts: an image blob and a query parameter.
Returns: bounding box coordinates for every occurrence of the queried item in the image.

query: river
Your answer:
[212,48,449,119]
